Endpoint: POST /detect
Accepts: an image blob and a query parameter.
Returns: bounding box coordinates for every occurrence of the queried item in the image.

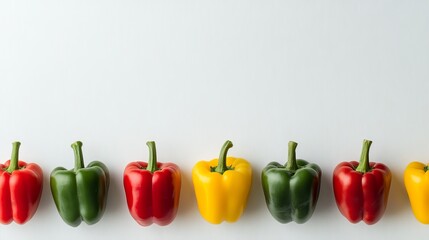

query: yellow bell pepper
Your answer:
[404,161,429,224]
[192,140,252,224]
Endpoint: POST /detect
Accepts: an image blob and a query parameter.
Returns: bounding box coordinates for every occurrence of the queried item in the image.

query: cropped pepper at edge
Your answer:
[404,162,429,224]
[0,142,43,224]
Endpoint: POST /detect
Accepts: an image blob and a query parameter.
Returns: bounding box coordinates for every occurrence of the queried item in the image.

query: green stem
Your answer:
[213,140,233,174]
[355,139,372,173]
[285,141,298,171]
[146,141,158,173]
[6,141,21,173]
[424,165,429,172]
[71,141,85,171]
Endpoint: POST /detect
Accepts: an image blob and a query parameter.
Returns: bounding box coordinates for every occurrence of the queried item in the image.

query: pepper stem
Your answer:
[213,140,233,174]
[355,139,372,173]
[6,141,21,173]
[146,141,158,173]
[71,141,85,171]
[425,165,429,172]
[285,141,298,171]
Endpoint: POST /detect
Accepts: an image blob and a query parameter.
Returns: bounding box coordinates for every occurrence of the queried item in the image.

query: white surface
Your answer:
[1,0,429,239]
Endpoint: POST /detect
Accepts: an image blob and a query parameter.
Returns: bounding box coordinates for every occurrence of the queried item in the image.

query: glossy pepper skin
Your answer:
[333,139,391,225]
[192,140,252,224]
[404,162,429,224]
[261,141,321,224]
[123,141,181,226]
[50,141,110,227]
[0,142,43,224]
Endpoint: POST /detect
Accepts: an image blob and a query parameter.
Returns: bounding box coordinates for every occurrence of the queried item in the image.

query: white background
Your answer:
[1,0,429,239]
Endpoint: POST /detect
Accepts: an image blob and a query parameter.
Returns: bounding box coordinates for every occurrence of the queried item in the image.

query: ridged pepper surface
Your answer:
[192,140,252,224]
[261,141,321,223]
[50,141,109,227]
[0,142,43,224]
[124,141,181,226]
[333,139,391,225]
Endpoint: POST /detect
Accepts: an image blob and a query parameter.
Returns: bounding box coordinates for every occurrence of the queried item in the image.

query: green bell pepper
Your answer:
[50,141,110,227]
[261,141,321,224]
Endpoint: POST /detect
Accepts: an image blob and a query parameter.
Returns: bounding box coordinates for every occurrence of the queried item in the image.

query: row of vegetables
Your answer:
[0,140,427,226]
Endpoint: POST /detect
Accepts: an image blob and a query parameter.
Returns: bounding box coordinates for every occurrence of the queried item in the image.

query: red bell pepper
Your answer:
[333,139,391,224]
[123,141,181,226]
[0,142,43,224]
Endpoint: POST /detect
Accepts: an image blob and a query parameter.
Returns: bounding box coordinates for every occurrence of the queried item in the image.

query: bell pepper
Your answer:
[123,141,181,226]
[192,140,252,224]
[50,141,110,227]
[404,161,429,224]
[0,142,43,224]
[333,139,391,224]
[261,141,321,224]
